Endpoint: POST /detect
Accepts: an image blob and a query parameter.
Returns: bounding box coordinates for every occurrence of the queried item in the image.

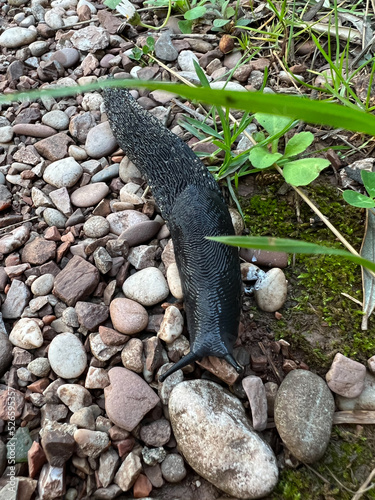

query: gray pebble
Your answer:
[91,163,119,183]
[83,216,110,238]
[161,453,187,483]
[43,208,67,228]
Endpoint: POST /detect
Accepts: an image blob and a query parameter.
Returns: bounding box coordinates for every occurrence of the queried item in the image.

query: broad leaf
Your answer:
[284,131,314,158]
[178,20,193,33]
[104,0,122,8]
[249,147,283,169]
[213,18,230,27]
[361,210,375,329]
[361,170,375,198]
[184,6,206,19]
[146,36,155,51]
[342,190,375,208]
[207,235,375,275]
[225,6,235,16]
[283,158,330,186]
[255,113,294,136]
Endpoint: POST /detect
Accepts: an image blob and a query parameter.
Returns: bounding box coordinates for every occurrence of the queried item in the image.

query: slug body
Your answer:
[103,88,242,381]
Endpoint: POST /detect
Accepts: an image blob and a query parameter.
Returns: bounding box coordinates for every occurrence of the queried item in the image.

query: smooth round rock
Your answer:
[43,157,83,188]
[48,332,87,379]
[51,48,80,68]
[85,122,117,159]
[0,126,14,143]
[0,27,37,48]
[254,268,287,312]
[42,110,69,131]
[123,268,169,307]
[169,380,278,498]
[274,370,335,464]
[166,263,183,300]
[9,318,43,349]
[31,273,55,296]
[161,453,186,483]
[83,216,110,238]
[27,358,51,377]
[43,208,67,228]
[110,298,148,335]
[71,183,109,208]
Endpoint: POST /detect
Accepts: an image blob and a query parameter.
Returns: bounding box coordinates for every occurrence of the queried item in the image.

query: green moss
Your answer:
[239,179,375,368]
[272,428,375,500]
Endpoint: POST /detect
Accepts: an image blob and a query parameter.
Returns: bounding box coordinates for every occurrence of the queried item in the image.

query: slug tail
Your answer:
[158,351,198,382]
[224,353,243,374]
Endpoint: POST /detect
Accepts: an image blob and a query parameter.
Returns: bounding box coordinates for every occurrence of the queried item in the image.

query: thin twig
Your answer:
[303,463,331,485]
[258,341,282,384]
[351,467,375,500]
[0,216,39,233]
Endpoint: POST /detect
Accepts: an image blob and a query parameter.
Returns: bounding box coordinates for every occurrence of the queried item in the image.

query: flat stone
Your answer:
[105,367,160,431]
[0,224,30,254]
[326,353,366,398]
[133,473,153,498]
[49,187,72,215]
[71,183,109,208]
[85,122,117,159]
[242,375,268,431]
[51,48,80,68]
[43,157,83,188]
[71,26,110,52]
[42,110,69,130]
[99,325,129,346]
[110,298,148,335]
[2,279,30,319]
[336,372,375,411]
[169,380,278,498]
[9,318,43,349]
[48,332,87,379]
[74,429,109,458]
[34,133,73,162]
[123,267,169,306]
[121,338,144,373]
[114,451,142,492]
[53,255,100,306]
[41,422,75,467]
[13,123,56,138]
[106,210,149,236]
[28,441,47,479]
[22,238,56,265]
[75,301,109,330]
[275,370,335,463]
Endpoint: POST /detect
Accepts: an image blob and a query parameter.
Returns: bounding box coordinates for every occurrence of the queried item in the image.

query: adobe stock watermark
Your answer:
[5,386,17,493]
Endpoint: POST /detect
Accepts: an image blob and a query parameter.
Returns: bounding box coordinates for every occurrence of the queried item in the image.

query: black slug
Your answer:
[103,87,242,382]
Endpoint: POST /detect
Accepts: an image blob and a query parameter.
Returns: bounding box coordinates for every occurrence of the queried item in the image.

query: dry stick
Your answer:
[0,216,39,234]
[351,467,375,500]
[258,341,282,383]
[273,52,302,94]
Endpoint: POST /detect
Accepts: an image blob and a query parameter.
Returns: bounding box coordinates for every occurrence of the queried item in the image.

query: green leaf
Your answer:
[225,6,235,16]
[342,190,375,208]
[235,18,251,26]
[178,20,193,33]
[142,45,150,54]
[146,36,155,51]
[206,235,375,275]
[193,60,210,88]
[104,0,122,9]
[284,131,314,158]
[184,6,207,19]
[3,82,375,137]
[249,147,283,169]
[361,170,375,198]
[283,158,330,186]
[255,113,294,136]
[129,47,142,61]
[213,18,230,27]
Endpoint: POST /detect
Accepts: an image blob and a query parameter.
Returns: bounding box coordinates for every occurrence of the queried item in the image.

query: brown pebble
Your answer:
[219,34,234,54]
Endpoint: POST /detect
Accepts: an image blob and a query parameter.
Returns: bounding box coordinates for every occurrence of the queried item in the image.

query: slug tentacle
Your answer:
[103,87,242,382]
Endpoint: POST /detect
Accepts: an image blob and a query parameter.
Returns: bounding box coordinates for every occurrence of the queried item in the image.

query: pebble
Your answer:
[336,372,375,410]
[22,237,56,265]
[166,263,183,300]
[142,446,166,466]
[169,380,278,498]
[123,267,170,306]
[154,30,178,61]
[2,279,30,318]
[140,419,171,447]
[119,221,161,247]
[43,208,67,228]
[92,164,119,183]
[85,366,110,389]
[254,268,288,312]
[48,332,87,379]
[57,384,92,412]
[0,332,13,377]
[242,375,268,431]
[75,301,109,330]
[27,358,51,378]
[43,157,83,188]
[114,451,142,492]
[178,50,200,72]
[85,121,117,159]
[0,27,37,48]
[29,40,49,57]
[49,187,72,215]
[106,210,149,236]
[42,110,69,130]
[229,207,244,235]
[13,123,57,138]
[275,370,335,463]
[210,81,247,92]
[0,126,14,143]
[69,145,87,161]
[110,298,148,335]
[74,429,109,458]
[83,216,110,238]
[121,338,144,373]
[71,182,109,209]
[40,422,76,467]
[90,332,123,362]
[9,318,43,349]
[161,453,186,483]
[70,407,96,430]
[0,224,30,254]
[71,26,110,52]
[119,157,142,183]
[157,306,183,343]
[104,367,160,431]
[93,247,112,274]
[326,353,366,398]
[31,273,55,296]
